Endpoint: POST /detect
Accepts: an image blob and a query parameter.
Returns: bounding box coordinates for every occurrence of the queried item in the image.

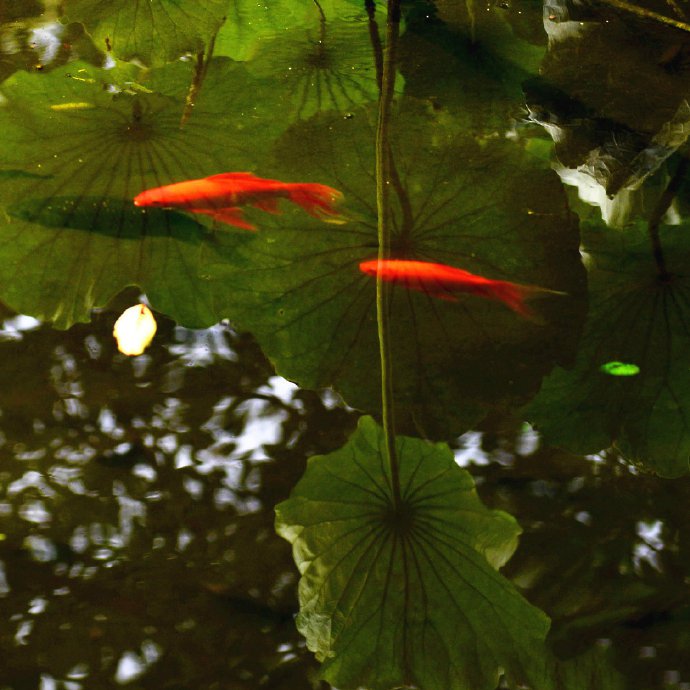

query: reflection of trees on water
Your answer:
[459,417,690,689]
[0,306,356,688]
[525,0,690,228]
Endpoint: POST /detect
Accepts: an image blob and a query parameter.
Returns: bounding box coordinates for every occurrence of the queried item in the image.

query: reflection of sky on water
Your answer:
[634,520,664,572]
[0,314,332,687]
[454,430,488,467]
[453,422,674,590]
[167,322,238,366]
[0,314,41,341]
[455,424,540,468]
[452,421,690,683]
[0,562,9,595]
[29,24,62,64]
[3,319,301,535]
[114,642,161,684]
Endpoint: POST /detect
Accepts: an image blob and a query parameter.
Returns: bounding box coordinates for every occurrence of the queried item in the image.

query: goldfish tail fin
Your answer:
[491,281,567,323]
[288,183,344,223]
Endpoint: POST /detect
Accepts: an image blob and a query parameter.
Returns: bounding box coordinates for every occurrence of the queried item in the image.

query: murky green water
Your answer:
[2,0,690,688]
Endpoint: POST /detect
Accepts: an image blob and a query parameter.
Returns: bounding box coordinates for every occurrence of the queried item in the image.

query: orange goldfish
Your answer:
[133,172,344,230]
[359,259,564,321]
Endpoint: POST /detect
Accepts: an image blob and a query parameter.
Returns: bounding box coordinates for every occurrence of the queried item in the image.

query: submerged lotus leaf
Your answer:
[434,0,544,76]
[214,0,315,62]
[206,106,585,438]
[276,415,553,690]
[400,0,544,133]
[61,0,228,65]
[0,60,269,327]
[215,0,387,62]
[244,17,383,122]
[524,218,690,477]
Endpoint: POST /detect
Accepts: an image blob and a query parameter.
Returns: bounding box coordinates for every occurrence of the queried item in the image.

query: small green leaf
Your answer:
[276,416,553,690]
[600,361,640,376]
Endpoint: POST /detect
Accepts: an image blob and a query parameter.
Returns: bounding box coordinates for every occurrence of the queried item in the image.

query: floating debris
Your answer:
[50,102,94,110]
[113,303,157,356]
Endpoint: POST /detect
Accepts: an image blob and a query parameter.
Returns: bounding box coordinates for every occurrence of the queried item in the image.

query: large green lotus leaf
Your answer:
[243,17,383,122]
[206,106,585,438]
[61,0,228,65]
[215,0,387,62]
[524,217,690,477]
[214,0,315,62]
[276,415,553,690]
[2,199,222,327]
[0,60,270,327]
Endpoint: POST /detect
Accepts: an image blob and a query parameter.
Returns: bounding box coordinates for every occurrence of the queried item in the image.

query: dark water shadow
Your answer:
[8,195,211,244]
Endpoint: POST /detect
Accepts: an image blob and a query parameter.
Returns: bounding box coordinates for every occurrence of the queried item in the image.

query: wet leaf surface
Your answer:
[276,415,553,690]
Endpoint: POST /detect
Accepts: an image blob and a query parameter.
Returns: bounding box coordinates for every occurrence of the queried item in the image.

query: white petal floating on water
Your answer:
[113,304,157,356]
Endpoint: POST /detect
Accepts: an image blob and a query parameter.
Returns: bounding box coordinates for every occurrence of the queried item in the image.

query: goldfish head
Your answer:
[133,188,165,207]
[359,260,381,276]
[359,259,427,283]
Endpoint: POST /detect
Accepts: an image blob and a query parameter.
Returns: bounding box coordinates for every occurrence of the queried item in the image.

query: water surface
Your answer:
[1,1,690,688]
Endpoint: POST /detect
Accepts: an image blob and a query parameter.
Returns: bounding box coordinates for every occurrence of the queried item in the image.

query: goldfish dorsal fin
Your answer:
[206,172,258,181]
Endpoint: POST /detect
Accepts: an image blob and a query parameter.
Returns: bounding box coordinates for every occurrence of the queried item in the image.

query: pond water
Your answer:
[1,0,690,688]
